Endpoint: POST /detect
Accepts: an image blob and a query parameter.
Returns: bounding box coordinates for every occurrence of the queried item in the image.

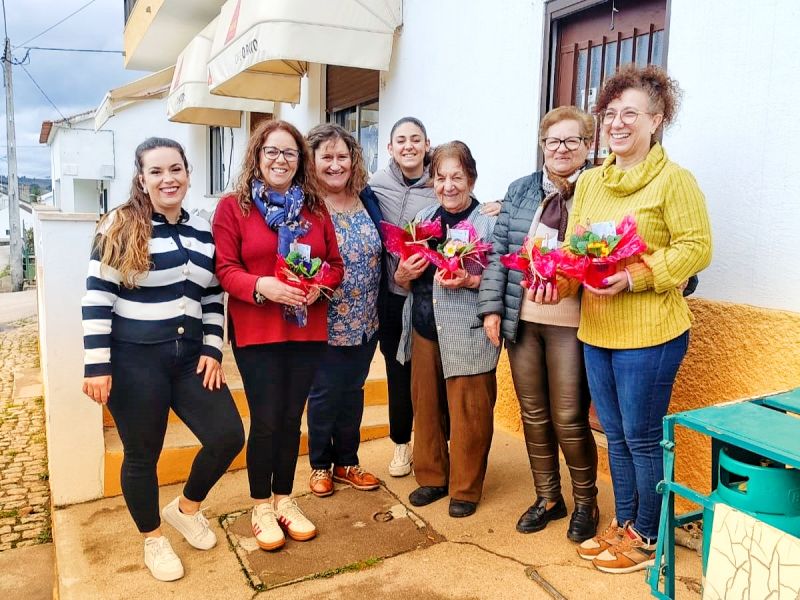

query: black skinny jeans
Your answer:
[232,341,325,499]
[378,292,414,444]
[107,340,244,533]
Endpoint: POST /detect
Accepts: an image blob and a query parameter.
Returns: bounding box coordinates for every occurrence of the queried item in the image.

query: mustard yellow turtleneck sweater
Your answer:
[566,143,712,349]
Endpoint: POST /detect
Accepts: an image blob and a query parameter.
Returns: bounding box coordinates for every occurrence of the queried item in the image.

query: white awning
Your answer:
[168,18,274,127]
[94,67,175,131]
[207,0,402,103]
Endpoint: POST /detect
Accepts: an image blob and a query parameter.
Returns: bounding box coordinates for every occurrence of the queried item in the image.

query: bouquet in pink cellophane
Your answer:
[558,215,647,288]
[422,220,493,281]
[380,217,443,260]
[274,251,337,327]
[500,237,561,289]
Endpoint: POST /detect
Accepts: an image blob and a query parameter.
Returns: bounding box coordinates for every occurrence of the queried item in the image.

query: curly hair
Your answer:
[96,137,188,288]
[306,123,368,197]
[429,141,478,188]
[233,119,323,216]
[595,64,682,131]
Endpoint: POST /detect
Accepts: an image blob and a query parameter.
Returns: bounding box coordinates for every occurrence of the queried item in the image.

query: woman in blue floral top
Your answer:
[305,124,384,497]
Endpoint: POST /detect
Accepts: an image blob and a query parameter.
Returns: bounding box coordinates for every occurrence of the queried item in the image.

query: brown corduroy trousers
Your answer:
[410,331,497,503]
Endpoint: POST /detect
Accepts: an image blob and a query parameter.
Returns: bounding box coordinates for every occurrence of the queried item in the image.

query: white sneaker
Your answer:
[143,536,184,582]
[161,496,217,550]
[275,497,317,541]
[389,443,413,477]
[251,502,285,551]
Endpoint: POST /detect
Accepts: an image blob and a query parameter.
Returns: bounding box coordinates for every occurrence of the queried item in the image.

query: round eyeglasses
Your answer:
[601,108,655,125]
[262,146,300,162]
[540,136,588,152]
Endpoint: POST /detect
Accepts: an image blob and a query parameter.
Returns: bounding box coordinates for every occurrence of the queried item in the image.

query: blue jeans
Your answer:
[583,331,689,540]
[307,334,379,469]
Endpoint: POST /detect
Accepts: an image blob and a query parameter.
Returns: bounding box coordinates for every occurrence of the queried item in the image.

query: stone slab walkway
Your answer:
[0,317,50,552]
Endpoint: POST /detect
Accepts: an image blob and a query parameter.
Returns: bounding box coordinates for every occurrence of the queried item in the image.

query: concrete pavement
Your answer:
[51,431,702,599]
[0,290,38,324]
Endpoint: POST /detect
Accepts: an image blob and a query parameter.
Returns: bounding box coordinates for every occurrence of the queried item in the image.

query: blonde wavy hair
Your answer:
[95,137,189,288]
[233,119,324,216]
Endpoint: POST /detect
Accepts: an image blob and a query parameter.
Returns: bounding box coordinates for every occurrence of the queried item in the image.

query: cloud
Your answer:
[3,1,150,177]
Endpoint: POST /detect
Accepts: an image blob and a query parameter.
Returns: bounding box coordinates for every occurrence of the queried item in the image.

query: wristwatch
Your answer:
[253,279,267,305]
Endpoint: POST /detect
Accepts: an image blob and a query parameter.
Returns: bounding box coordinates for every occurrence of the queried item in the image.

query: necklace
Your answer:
[325,196,361,216]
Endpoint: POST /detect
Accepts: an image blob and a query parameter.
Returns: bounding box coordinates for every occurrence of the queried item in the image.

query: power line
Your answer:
[18,62,67,121]
[23,46,124,55]
[15,0,99,48]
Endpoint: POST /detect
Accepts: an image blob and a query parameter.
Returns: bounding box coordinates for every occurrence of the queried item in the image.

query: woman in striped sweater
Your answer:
[558,66,712,574]
[81,138,244,582]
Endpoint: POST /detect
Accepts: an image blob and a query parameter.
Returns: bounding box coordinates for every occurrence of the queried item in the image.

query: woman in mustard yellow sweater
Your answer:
[551,66,712,574]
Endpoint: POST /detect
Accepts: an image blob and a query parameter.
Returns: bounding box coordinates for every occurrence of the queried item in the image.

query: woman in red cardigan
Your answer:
[213,120,343,551]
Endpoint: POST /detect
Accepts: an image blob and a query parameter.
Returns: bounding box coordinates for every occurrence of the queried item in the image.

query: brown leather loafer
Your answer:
[332,465,380,491]
[309,469,334,497]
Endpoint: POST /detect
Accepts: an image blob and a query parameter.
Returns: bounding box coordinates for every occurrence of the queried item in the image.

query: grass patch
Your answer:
[36,522,52,544]
[6,450,18,458]
[0,264,10,278]
[38,471,49,481]
[313,558,383,579]
[0,509,19,519]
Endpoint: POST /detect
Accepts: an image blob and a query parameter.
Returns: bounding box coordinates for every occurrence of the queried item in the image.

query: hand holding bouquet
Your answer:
[423,221,493,283]
[274,251,337,327]
[381,217,443,260]
[558,216,647,288]
[500,236,560,290]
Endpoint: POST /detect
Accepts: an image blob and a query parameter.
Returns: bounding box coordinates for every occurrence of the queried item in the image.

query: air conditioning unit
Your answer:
[99,165,115,179]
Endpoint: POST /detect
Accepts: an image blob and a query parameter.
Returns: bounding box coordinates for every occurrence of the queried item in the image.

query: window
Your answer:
[332,100,379,174]
[326,66,380,174]
[209,126,225,195]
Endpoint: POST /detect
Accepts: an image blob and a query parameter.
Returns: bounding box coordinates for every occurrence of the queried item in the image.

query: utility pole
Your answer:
[3,37,23,291]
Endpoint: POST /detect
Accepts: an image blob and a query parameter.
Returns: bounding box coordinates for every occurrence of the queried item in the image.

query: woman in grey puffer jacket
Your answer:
[477,106,600,544]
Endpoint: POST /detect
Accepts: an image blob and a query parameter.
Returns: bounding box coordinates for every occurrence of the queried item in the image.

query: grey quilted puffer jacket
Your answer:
[476,171,544,344]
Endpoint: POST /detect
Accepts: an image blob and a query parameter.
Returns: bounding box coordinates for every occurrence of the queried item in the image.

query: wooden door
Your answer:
[552,0,667,164]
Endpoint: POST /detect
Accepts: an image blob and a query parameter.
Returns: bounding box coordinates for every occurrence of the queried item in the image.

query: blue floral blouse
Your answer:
[327,206,382,346]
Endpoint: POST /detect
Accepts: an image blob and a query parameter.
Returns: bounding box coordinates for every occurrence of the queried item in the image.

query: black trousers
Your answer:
[107,340,244,533]
[232,341,325,498]
[378,292,414,444]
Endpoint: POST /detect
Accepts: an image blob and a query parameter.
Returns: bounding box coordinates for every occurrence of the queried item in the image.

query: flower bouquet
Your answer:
[380,217,443,260]
[274,251,337,327]
[423,221,493,281]
[500,237,560,289]
[558,216,647,288]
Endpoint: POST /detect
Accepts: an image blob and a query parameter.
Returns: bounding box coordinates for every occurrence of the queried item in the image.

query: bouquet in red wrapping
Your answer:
[423,221,493,281]
[380,217,443,260]
[500,237,561,289]
[558,216,647,288]
[274,251,338,327]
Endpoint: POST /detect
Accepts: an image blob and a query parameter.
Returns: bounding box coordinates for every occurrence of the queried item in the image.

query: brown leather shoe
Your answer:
[332,465,380,491]
[309,469,333,497]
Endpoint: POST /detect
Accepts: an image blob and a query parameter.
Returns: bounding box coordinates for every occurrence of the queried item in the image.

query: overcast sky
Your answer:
[1,0,147,178]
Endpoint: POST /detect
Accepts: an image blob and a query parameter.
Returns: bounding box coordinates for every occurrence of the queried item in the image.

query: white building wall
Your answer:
[49,125,113,213]
[274,63,326,135]
[105,99,249,215]
[379,0,546,201]
[665,0,799,312]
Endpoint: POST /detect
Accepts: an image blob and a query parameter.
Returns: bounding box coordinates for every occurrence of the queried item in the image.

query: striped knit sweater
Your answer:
[81,209,224,377]
[566,143,712,349]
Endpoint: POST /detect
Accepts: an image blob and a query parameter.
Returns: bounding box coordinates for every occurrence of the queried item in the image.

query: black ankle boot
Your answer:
[409,485,448,507]
[567,503,600,542]
[516,496,568,533]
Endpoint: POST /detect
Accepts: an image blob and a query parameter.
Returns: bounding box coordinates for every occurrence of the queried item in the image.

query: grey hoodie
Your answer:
[369,160,437,296]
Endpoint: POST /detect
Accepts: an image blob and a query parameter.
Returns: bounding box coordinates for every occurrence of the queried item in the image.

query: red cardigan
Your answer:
[213,194,344,347]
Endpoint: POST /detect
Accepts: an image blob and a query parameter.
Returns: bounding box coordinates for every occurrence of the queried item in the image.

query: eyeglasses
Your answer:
[600,108,655,125]
[540,136,588,152]
[262,146,300,162]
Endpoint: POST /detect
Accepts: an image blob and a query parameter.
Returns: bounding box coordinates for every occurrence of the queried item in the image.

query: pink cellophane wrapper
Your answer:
[558,215,647,282]
[274,255,338,327]
[380,217,443,260]
[424,220,493,280]
[500,237,560,288]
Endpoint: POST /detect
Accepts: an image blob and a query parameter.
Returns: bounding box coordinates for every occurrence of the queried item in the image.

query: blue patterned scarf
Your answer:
[251,180,310,257]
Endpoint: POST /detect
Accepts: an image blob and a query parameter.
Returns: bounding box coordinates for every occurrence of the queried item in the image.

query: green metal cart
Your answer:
[648,388,800,599]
